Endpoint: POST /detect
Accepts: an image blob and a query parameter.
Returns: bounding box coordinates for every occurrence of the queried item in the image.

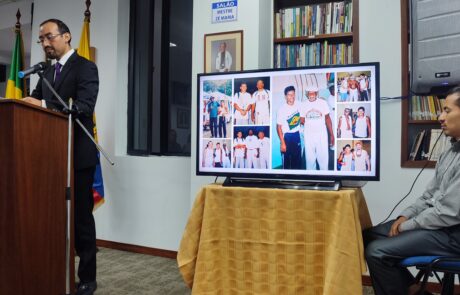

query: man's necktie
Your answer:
[55,62,62,83]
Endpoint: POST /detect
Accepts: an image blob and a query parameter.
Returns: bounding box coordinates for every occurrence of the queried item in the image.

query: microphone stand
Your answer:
[37,71,114,295]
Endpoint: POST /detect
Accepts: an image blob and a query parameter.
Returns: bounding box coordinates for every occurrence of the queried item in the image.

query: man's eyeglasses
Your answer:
[36,33,63,44]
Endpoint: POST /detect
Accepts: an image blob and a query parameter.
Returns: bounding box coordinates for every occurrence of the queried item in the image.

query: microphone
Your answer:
[18,62,47,78]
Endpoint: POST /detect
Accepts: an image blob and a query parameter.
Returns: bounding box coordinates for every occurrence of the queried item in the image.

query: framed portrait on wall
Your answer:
[204,30,243,73]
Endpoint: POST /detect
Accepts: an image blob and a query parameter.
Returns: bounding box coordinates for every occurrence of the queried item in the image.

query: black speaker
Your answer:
[410,0,460,94]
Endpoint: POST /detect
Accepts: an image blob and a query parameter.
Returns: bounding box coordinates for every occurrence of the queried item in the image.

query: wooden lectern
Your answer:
[0,99,74,295]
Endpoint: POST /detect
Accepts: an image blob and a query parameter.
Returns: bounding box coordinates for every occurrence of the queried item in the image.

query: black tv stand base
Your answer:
[223,177,341,191]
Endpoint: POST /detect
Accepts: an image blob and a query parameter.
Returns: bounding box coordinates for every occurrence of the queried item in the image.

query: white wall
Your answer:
[30,0,191,251]
[190,0,436,224]
[0,1,32,31]
[0,0,33,96]
[16,0,438,252]
[358,0,434,224]
[190,0,275,205]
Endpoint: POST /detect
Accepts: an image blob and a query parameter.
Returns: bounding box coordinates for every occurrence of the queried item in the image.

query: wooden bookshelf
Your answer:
[400,0,444,168]
[273,0,359,67]
[274,32,353,44]
[407,120,439,125]
[402,160,436,169]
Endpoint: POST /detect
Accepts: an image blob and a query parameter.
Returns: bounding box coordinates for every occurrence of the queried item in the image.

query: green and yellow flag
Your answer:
[5,27,26,99]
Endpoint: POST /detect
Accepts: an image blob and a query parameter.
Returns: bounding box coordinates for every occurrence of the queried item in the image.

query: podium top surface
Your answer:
[0,98,67,119]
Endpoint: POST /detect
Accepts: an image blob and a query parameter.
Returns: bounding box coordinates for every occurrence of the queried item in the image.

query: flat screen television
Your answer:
[196,63,380,184]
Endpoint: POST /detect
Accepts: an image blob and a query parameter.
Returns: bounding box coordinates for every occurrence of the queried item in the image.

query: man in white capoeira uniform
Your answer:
[222,143,231,168]
[213,142,223,168]
[202,141,214,168]
[300,90,335,170]
[338,107,353,138]
[348,75,360,102]
[339,77,349,102]
[233,131,246,168]
[252,80,271,125]
[353,141,370,171]
[233,82,253,125]
[245,129,259,169]
[359,73,369,101]
[257,131,270,169]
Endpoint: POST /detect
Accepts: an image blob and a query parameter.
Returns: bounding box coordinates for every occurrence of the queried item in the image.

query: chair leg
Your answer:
[418,269,431,295]
[440,273,454,295]
[414,269,425,283]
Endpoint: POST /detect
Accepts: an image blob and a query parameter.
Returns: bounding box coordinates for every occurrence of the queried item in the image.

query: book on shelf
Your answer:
[409,129,426,161]
[407,128,452,162]
[424,129,451,161]
[274,1,353,39]
[274,42,353,67]
[409,96,445,120]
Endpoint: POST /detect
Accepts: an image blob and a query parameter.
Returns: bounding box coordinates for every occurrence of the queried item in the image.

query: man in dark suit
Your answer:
[23,19,98,295]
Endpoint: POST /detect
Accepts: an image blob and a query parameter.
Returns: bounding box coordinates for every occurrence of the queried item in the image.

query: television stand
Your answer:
[223,177,341,191]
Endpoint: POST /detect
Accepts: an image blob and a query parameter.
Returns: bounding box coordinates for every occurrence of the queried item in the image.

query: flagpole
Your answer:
[16,9,27,96]
[78,0,106,211]
[65,98,73,295]
[5,9,25,99]
[85,0,91,21]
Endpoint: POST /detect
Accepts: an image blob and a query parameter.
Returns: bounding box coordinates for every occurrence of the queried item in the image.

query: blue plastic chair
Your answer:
[399,256,460,295]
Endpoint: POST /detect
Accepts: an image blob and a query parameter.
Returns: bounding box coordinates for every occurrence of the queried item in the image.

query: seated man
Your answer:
[363,86,460,295]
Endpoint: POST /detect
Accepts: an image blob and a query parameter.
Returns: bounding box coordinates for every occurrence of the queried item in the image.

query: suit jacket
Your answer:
[31,51,99,170]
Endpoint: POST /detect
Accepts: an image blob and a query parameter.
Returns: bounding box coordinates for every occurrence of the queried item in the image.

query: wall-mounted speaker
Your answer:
[411,0,460,94]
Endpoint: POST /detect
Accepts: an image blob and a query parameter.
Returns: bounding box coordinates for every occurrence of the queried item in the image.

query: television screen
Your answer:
[197,63,380,181]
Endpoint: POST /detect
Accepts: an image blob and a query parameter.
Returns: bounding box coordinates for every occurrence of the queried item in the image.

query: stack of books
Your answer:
[409,129,451,161]
[275,1,353,38]
[409,96,445,121]
[274,42,353,67]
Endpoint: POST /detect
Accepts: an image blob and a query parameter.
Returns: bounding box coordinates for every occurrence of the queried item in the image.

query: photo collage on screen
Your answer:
[201,79,233,169]
[200,68,374,174]
[200,77,272,170]
[335,71,373,172]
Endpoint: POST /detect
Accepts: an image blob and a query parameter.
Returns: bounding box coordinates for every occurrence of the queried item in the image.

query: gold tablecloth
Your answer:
[177,184,372,295]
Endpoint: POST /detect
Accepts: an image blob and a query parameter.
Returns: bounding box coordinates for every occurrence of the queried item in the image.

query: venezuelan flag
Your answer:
[78,17,105,210]
[5,27,26,99]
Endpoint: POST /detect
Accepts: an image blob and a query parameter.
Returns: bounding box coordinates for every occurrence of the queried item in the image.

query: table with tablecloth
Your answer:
[177,184,372,294]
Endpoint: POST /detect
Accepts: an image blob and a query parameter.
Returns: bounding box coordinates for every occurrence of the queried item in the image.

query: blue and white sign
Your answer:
[212,1,238,24]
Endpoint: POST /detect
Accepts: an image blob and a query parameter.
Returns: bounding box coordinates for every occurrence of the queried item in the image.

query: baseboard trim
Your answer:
[96,239,178,259]
[362,275,460,293]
